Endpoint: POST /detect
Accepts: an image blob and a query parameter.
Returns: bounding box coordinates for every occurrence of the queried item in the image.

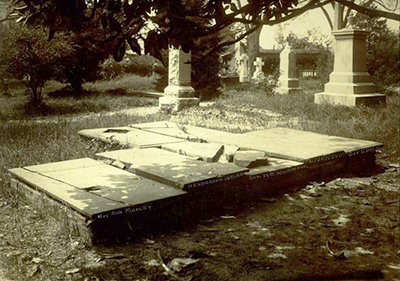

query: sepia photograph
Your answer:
[0,0,399,280]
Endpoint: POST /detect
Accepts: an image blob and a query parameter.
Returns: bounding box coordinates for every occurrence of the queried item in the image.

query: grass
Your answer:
[0,74,159,120]
[0,77,398,280]
[208,85,399,161]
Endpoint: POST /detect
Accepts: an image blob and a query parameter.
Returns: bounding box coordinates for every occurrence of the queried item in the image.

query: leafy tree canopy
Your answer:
[4,0,400,61]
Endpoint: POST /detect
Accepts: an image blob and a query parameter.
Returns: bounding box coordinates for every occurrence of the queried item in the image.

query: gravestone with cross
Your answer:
[239,53,250,83]
[252,57,265,82]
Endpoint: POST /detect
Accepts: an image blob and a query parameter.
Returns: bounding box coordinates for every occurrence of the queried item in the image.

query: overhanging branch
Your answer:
[195,0,331,62]
[335,0,400,20]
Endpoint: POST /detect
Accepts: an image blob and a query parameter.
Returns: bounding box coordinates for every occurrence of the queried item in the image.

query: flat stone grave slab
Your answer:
[96,148,248,192]
[130,121,237,143]
[216,133,346,164]
[78,126,185,148]
[245,127,383,154]
[9,158,186,220]
[129,122,346,164]
[162,142,225,162]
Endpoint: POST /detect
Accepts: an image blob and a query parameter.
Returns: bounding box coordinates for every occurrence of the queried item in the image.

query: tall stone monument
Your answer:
[159,45,199,112]
[315,17,386,107]
[239,53,250,83]
[276,35,301,94]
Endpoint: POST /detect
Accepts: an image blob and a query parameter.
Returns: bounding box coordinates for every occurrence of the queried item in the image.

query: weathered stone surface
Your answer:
[215,133,345,164]
[315,26,385,107]
[162,142,224,162]
[276,45,301,94]
[96,148,248,192]
[9,158,186,219]
[245,127,382,154]
[221,145,240,163]
[314,93,386,107]
[78,127,185,148]
[129,122,345,164]
[246,157,307,196]
[159,96,199,112]
[160,46,199,112]
[167,46,192,87]
[234,150,269,168]
[130,121,238,144]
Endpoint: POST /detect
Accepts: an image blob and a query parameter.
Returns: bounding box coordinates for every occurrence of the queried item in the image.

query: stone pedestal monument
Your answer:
[315,18,386,107]
[276,43,301,94]
[159,45,199,112]
[239,53,250,83]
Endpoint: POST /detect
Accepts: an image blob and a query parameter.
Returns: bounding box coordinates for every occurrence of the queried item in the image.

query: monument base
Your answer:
[314,92,386,107]
[275,87,303,95]
[276,78,301,94]
[159,96,199,112]
[164,85,195,97]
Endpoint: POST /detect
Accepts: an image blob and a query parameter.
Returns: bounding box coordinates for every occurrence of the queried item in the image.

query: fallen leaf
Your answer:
[168,258,198,272]
[65,268,81,274]
[32,257,42,264]
[145,239,155,245]
[220,215,236,219]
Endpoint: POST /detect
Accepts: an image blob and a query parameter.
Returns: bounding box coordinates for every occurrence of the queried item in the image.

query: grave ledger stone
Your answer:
[159,45,199,112]
[315,17,386,107]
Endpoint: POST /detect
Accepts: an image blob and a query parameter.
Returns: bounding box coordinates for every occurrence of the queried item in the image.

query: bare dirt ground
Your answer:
[0,157,399,281]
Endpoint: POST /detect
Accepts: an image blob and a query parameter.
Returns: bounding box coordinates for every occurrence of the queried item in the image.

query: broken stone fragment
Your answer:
[234,151,269,168]
[162,142,224,162]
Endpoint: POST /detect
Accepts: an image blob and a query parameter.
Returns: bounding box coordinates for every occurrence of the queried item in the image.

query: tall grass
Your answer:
[212,89,399,160]
[0,112,168,199]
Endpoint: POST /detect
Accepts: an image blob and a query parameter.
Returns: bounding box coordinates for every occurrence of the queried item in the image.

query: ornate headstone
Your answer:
[315,17,386,107]
[252,57,265,82]
[276,39,301,94]
[239,53,250,83]
[159,45,199,112]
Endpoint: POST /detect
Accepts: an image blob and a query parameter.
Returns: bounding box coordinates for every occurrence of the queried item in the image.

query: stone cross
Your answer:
[252,57,265,82]
[253,57,264,73]
[239,53,249,83]
[159,45,199,112]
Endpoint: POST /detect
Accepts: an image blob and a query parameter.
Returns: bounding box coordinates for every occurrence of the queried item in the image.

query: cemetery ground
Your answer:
[0,78,399,281]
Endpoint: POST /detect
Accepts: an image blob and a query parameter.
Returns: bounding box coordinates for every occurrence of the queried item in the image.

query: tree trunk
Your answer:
[247,25,262,78]
[70,77,83,95]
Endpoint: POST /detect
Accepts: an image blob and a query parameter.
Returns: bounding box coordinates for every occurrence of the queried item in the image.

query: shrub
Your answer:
[101,53,166,79]
[1,25,74,105]
[354,11,399,87]
[53,27,118,94]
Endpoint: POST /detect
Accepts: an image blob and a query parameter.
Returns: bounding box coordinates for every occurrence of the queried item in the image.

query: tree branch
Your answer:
[335,0,400,21]
[195,0,332,61]
[320,4,334,30]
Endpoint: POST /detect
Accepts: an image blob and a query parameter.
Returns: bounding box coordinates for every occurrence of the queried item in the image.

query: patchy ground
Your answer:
[0,158,399,281]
